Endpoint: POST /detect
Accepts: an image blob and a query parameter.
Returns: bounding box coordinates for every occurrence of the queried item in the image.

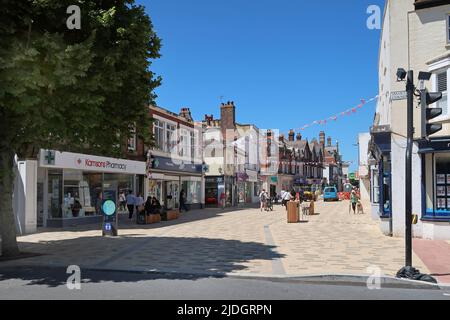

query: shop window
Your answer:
[381,158,391,215]
[182,180,201,204]
[371,168,380,204]
[428,154,450,218]
[48,170,63,218]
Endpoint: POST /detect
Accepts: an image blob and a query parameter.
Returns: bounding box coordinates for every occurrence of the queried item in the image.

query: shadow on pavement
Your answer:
[31,206,257,234]
[0,235,284,287]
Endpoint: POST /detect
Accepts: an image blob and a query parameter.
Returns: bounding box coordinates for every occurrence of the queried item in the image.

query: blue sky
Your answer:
[137,0,385,171]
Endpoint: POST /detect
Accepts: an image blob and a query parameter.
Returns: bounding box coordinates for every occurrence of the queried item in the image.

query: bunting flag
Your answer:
[285,95,379,135]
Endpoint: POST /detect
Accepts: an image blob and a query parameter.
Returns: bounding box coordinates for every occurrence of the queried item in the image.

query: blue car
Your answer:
[323,186,339,202]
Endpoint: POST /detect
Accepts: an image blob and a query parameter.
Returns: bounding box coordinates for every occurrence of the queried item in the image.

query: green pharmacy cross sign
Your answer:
[44,150,55,165]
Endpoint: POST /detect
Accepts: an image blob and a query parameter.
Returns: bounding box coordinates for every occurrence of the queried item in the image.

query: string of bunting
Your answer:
[291,95,379,133]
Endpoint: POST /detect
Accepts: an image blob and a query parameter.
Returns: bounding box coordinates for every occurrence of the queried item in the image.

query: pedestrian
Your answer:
[282,190,292,210]
[220,191,226,209]
[350,188,359,214]
[126,190,136,219]
[179,189,189,212]
[259,189,268,212]
[144,196,154,215]
[119,191,127,212]
[280,190,286,206]
[135,192,145,217]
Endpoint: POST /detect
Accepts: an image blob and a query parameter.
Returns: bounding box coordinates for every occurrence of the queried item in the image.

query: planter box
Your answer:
[145,214,161,224]
[166,210,179,221]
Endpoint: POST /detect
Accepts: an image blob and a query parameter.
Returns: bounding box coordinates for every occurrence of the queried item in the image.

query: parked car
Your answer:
[323,186,339,202]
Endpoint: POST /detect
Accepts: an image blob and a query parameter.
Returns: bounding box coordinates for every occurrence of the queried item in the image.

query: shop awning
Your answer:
[368,131,391,161]
[418,137,450,154]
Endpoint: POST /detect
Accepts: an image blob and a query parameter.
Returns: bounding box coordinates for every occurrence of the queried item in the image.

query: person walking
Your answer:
[126,190,136,220]
[135,193,145,218]
[179,189,189,213]
[350,188,359,214]
[259,189,268,212]
[280,190,286,207]
[119,191,127,212]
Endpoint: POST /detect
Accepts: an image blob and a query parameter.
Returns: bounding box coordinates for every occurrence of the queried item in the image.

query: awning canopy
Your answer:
[368,132,391,161]
[418,137,450,154]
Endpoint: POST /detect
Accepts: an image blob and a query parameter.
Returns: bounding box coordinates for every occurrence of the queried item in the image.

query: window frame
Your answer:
[153,119,165,151]
[447,14,450,45]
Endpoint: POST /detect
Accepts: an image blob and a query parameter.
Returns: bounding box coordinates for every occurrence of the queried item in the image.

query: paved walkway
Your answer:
[1,200,438,281]
[413,239,450,284]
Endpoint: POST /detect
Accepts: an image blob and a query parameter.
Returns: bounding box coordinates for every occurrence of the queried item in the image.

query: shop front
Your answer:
[205,176,225,207]
[36,149,146,228]
[368,130,392,235]
[236,172,249,204]
[419,138,450,240]
[147,155,204,210]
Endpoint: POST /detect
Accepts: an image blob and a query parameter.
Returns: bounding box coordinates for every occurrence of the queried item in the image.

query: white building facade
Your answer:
[370,0,450,240]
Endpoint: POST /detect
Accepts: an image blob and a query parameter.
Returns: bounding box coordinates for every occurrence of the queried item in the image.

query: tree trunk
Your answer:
[0,148,20,257]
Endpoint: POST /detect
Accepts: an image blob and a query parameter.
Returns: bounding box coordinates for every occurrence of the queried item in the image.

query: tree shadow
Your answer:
[32,206,258,234]
[0,235,285,288]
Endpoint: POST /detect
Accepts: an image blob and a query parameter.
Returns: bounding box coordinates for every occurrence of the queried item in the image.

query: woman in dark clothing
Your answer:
[144,196,154,215]
[151,197,162,214]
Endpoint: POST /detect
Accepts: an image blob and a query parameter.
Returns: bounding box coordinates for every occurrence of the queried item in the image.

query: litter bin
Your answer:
[309,200,315,215]
[287,201,299,223]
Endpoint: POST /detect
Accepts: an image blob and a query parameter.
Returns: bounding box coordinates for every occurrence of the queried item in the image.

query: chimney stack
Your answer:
[279,133,285,142]
[327,136,332,147]
[288,129,295,142]
[220,101,236,131]
[296,132,302,141]
[180,107,193,122]
[319,131,325,147]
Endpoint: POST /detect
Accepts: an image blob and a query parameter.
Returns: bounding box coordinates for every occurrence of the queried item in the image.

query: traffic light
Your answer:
[420,89,443,138]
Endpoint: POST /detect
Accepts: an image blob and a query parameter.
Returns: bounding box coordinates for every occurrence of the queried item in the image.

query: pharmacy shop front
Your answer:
[36,150,146,228]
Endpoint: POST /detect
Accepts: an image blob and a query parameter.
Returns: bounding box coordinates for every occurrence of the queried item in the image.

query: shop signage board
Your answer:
[246,170,258,182]
[151,156,202,174]
[39,149,146,175]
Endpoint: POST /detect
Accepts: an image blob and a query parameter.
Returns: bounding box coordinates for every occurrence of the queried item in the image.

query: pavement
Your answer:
[1,265,450,300]
[0,200,448,286]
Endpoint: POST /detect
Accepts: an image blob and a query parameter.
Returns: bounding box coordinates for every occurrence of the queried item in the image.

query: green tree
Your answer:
[0,0,161,256]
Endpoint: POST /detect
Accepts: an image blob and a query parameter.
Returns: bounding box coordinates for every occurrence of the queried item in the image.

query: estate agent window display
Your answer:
[434,154,450,216]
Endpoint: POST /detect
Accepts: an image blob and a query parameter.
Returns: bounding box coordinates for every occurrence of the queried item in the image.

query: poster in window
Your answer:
[437,198,447,209]
[437,186,446,197]
[437,174,446,185]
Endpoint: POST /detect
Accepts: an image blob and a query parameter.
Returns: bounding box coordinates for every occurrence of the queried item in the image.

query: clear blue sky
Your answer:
[137,0,385,171]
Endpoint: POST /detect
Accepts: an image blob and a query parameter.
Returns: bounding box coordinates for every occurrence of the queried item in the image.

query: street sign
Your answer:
[390,91,407,101]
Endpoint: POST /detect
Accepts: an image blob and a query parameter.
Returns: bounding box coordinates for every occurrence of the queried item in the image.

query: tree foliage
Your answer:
[0,0,161,157]
[0,0,161,256]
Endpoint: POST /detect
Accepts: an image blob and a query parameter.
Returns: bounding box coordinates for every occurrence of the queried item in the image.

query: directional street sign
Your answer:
[390,91,407,101]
